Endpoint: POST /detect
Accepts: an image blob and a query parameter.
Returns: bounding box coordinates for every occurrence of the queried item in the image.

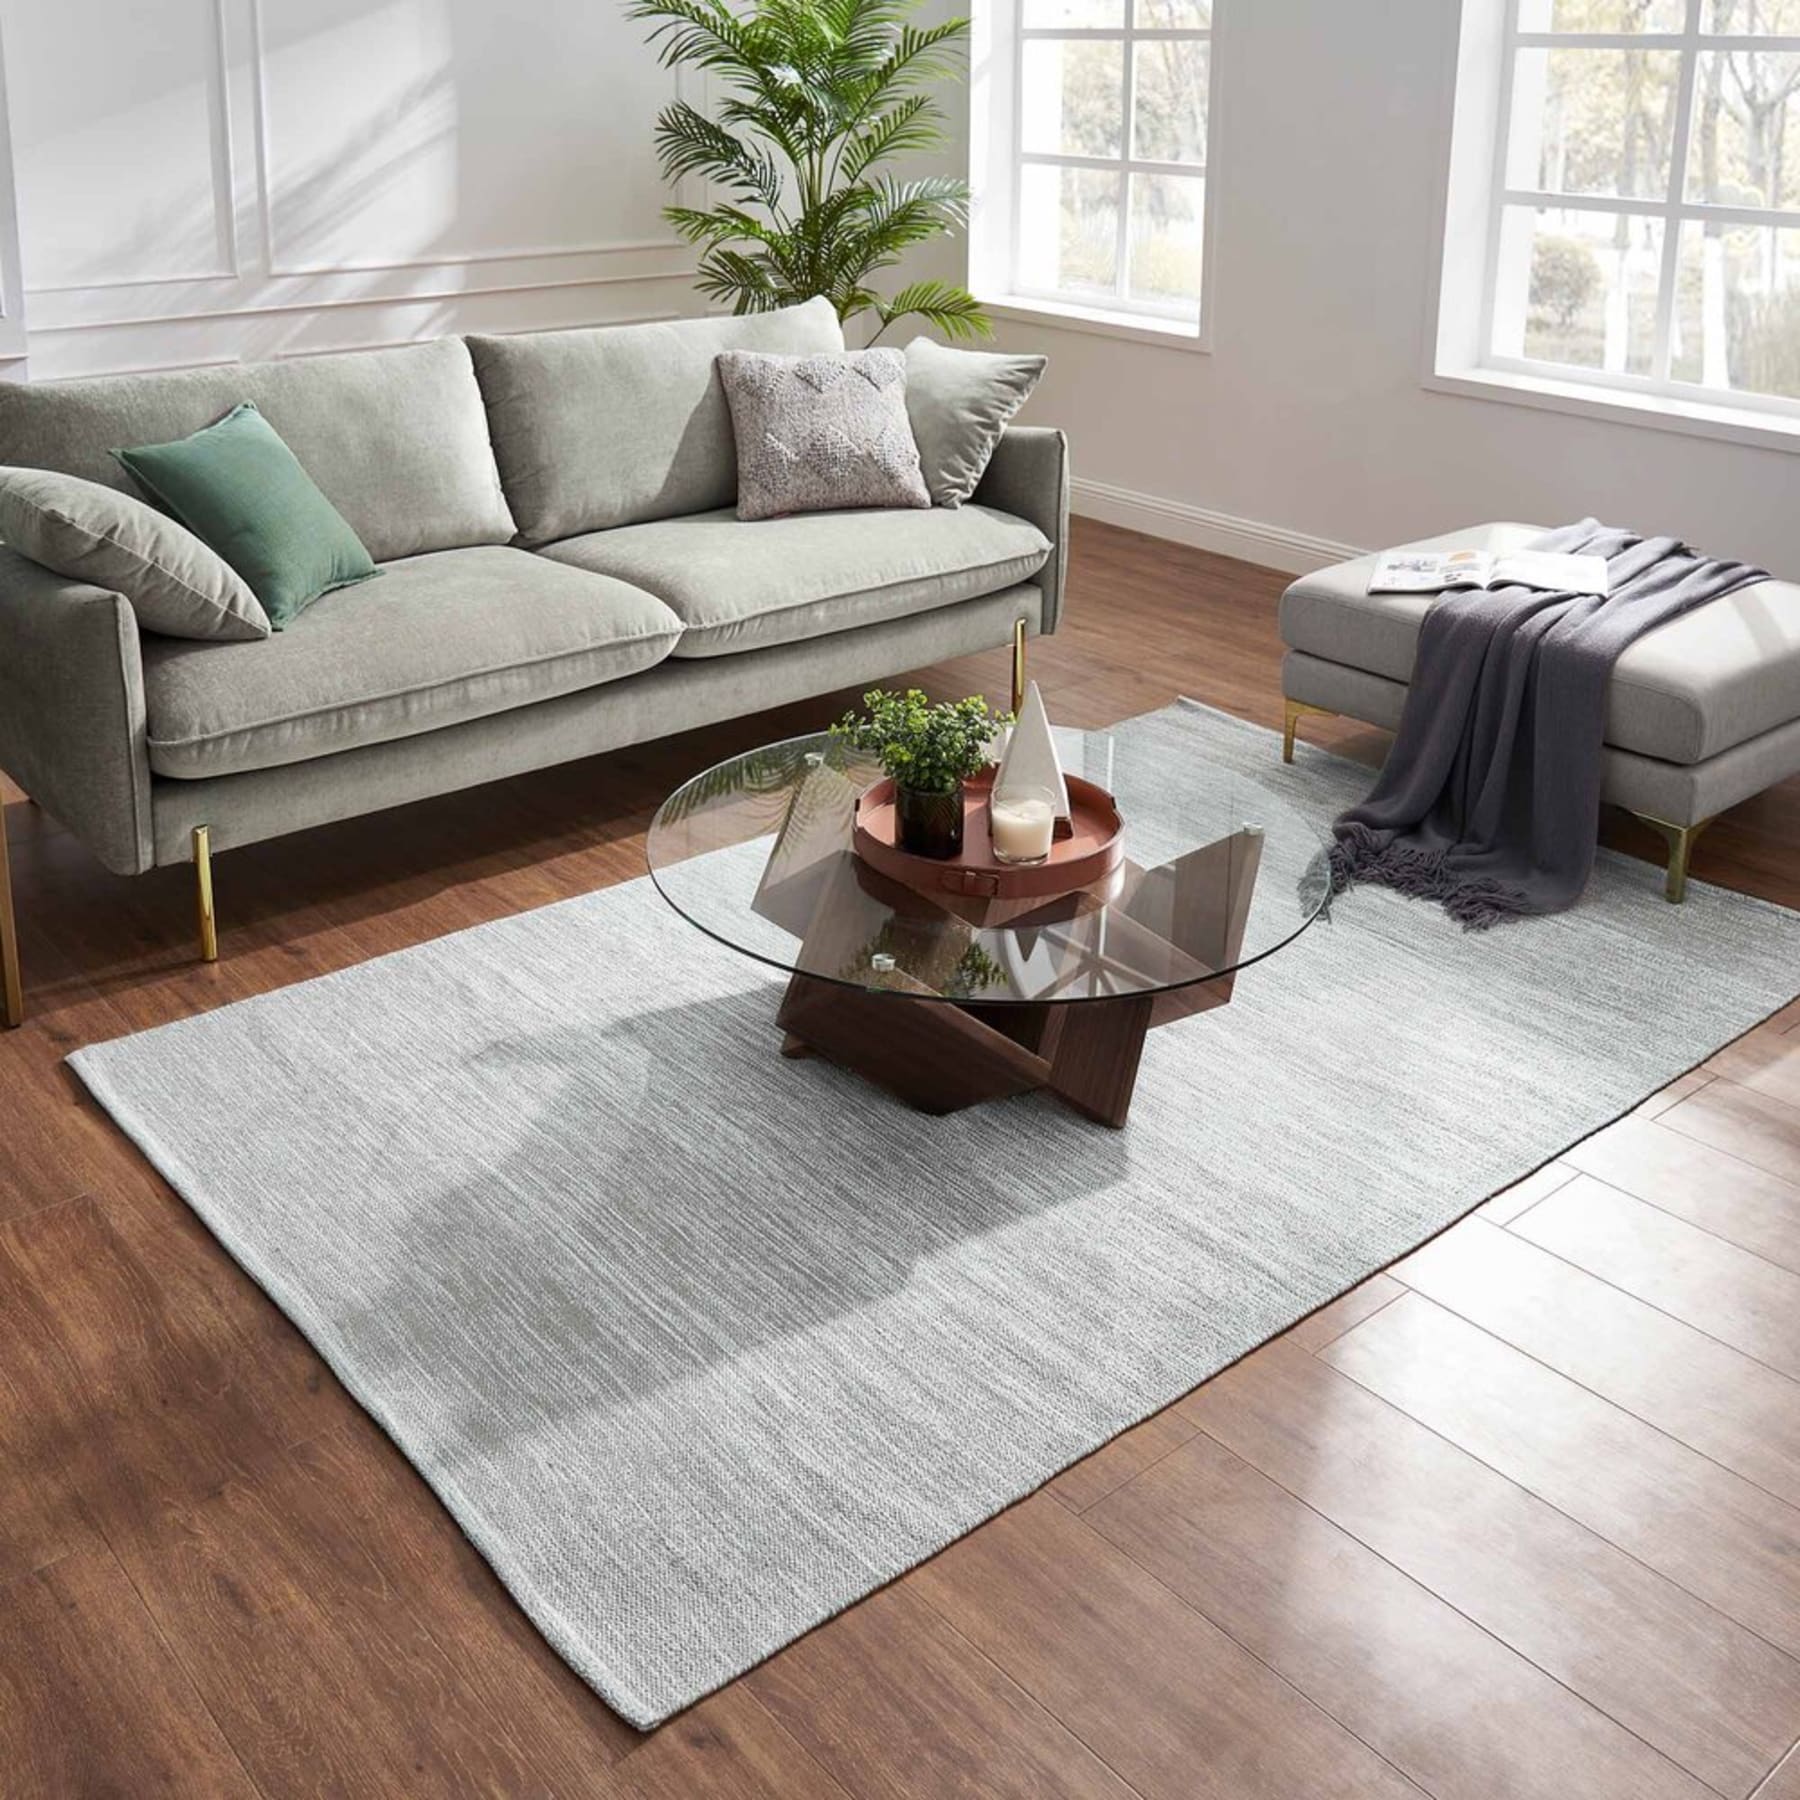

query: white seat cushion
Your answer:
[143,546,682,778]
[537,504,1051,658]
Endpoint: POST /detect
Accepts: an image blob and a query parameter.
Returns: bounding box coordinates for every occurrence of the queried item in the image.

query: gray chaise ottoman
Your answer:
[1278,523,1800,901]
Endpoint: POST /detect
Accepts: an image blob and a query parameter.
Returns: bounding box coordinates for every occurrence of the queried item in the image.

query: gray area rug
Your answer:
[71,701,1800,1728]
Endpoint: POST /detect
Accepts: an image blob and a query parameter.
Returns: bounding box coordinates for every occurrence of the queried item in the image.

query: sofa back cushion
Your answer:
[466,298,844,545]
[0,339,515,564]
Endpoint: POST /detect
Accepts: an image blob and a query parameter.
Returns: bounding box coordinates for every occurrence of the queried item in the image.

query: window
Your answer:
[968,0,1215,338]
[1478,0,1800,420]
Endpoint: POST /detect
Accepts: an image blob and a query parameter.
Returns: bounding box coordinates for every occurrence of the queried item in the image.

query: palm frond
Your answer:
[873,280,992,341]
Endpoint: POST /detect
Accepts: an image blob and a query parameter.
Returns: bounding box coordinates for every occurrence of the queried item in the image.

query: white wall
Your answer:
[983,0,1800,578]
[0,0,1790,579]
[0,0,706,379]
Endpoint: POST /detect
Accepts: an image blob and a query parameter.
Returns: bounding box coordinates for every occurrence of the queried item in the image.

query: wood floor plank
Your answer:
[289,1417,641,1784]
[1563,1116,1800,1275]
[1179,1338,1800,1797]
[1660,1079,1800,1188]
[1280,1271,1406,1351]
[905,1492,1423,1800]
[1755,1740,1800,1799]
[1088,1428,1710,1800]
[1323,1290,1800,1665]
[609,1687,850,1800]
[748,1581,1142,1800]
[1710,1019,1800,1110]
[1046,1403,1198,1513]
[1477,1161,1576,1226]
[1515,1175,1800,1381]
[0,1546,259,1799]
[1395,1215,1800,1508]
[115,1455,553,1800]
[0,1197,300,1564]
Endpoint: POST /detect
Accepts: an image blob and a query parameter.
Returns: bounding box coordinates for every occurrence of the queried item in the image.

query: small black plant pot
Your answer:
[896,782,964,859]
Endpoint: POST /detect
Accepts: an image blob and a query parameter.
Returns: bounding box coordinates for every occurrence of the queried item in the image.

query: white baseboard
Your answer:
[1071,476,1364,576]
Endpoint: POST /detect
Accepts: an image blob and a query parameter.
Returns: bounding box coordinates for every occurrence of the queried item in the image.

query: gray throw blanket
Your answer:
[1330,520,1768,929]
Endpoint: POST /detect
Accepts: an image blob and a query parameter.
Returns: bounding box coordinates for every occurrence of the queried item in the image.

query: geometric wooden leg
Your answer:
[776,972,1048,1115]
[1631,811,1716,905]
[1282,699,1336,765]
[774,974,1162,1127]
[0,798,22,1029]
[1043,994,1155,1128]
[193,824,218,963]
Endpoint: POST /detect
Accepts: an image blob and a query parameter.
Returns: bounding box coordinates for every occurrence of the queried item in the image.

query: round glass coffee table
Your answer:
[647,726,1331,1126]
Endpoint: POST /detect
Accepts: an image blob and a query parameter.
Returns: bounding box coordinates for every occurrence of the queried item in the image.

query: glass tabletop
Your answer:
[646,726,1332,1007]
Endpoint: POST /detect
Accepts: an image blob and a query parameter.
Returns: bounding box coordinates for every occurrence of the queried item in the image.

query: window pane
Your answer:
[1135,0,1210,25]
[1023,0,1123,27]
[1673,221,1800,401]
[1493,205,1664,375]
[1132,39,1208,164]
[1685,52,1800,210]
[1506,48,1680,198]
[1021,40,1124,159]
[1018,164,1121,300]
[1127,172,1204,308]
[1517,0,1684,27]
[1703,0,1800,30]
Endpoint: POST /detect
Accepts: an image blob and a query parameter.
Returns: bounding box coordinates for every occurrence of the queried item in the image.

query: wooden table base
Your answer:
[775,971,1219,1128]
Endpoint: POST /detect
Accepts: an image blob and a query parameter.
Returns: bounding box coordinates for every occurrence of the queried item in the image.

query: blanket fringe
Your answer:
[1329,822,1532,932]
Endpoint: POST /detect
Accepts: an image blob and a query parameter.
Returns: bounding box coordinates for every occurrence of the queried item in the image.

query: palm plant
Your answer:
[627,0,990,341]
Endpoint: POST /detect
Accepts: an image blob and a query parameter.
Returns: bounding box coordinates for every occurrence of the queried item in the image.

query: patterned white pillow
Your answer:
[716,348,931,521]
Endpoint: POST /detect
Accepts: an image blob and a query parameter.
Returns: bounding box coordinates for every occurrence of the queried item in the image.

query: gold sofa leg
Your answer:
[0,801,22,1029]
[1632,812,1715,905]
[1011,616,1028,716]
[1282,699,1335,764]
[193,824,218,963]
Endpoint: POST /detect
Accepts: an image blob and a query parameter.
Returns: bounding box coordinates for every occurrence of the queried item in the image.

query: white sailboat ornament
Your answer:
[992,680,1072,834]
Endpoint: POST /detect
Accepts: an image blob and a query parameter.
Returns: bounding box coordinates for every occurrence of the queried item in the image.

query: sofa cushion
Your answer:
[904,336,1046,508]
[1279,523,1800,766]
[537,504,1051,659]
[466,298,844,545]
[0,339,515,564]
[717,347,930,520]
[0,465,270,641]
[142,546,682,779]
[116,403,379,629]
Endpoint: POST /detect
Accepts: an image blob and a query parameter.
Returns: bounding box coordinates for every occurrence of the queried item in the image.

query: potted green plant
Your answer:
[832,688,1010,859]
[627,0,989,342]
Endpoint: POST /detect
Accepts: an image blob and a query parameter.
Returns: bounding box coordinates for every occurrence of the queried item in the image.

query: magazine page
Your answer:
[1367,550,1494,595]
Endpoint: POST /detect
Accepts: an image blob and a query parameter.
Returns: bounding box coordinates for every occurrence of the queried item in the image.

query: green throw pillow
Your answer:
[113,402,378,628]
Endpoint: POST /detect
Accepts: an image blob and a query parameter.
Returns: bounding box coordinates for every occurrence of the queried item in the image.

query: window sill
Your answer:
[1426,364,1800,456]
[978,293,1207,351]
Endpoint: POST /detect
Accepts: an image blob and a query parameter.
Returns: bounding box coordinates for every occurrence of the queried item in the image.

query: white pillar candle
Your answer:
[990,792,1055,864]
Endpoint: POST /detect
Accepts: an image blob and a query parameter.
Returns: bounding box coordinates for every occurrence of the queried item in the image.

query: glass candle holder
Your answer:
[990,784,1057,866]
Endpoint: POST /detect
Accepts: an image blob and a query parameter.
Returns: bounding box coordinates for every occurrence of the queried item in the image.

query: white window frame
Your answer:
[1432,0,1800,450]
[968,0,1218,346]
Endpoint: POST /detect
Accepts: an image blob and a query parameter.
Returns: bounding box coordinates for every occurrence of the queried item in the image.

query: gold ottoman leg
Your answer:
[1632,812,1716,904]
[1282,699,1335,765]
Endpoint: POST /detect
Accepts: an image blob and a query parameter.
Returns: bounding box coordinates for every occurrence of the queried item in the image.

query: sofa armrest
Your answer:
[972,426,1070,633]
[0,547,154,875]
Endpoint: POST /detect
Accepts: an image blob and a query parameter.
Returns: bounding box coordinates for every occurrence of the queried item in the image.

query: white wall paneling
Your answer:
[0,0,705,378]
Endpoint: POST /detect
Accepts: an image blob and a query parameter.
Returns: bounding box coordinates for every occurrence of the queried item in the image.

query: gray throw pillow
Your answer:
[0,465,270,641]
[904,337,1047,508]
[716,347,930,521]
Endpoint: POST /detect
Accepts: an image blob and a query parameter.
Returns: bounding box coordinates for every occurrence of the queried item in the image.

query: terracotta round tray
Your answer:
[853,772,1124,901]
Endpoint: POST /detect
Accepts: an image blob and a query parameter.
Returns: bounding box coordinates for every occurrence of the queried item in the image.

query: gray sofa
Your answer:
[0,299,1069,1025]
[1279,523,1800,902]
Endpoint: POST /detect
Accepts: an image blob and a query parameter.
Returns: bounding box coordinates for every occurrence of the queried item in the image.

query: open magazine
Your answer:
[1369,547,1610,598]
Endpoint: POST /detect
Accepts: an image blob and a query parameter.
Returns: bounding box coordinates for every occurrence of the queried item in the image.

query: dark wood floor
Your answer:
[3,517,1800,1799]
